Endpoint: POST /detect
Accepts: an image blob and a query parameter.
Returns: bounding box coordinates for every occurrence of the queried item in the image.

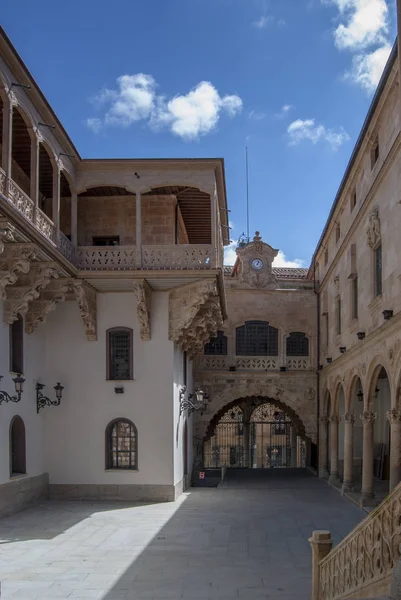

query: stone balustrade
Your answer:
[76,246,136,270]
[314,481,401,600]
[197,356,312,371]
[142,244,213,269]
[8,178,34,222]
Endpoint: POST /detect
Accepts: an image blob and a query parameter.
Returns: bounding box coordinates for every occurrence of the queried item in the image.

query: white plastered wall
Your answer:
[43,291,175,486]
[0,301,46,485]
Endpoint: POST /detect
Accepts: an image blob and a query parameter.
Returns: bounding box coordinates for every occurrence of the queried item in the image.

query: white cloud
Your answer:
[273,251,304,268]
[287,118,350,150]
[248,109,266,120]
[346,43,392,90]
[223,241,305,268]
[275,104,294,118]
[85,117,102,133]
[252,15,274,28]
[86,76,242,140]
[322,0,391,93]
[329,0,389,50]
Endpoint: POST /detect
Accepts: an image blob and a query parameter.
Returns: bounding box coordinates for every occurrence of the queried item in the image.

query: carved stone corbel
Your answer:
[71,280,97,341]
[133,279,152,341]
[169,280,218,343]
[3,262,60,324]
[0,243,37,299]
[0,219,15,254]
[24,278,74,334]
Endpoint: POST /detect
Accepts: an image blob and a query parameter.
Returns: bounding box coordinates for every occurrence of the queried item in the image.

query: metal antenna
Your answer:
[246,146,250,241]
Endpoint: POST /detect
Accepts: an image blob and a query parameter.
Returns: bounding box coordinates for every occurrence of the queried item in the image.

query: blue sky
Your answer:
[2,0,397,267]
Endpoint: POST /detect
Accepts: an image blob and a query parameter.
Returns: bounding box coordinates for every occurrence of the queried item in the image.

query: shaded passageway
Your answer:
[0,471,364,600]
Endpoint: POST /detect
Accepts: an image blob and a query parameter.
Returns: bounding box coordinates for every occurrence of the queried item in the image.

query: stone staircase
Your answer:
[310,482,401,600]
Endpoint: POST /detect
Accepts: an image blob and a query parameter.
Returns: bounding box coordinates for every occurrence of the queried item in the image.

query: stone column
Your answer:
[2,99,13,183]
[319,416,329,478]
[71,192,78,247]
[342,413,355,493]
[360,411,377,507]
[387,409,401,492]
[136,190,142,268]
[309,530,333,600]
[291,427,298,467]
[329,416,341,485]
[28,129,39,217]
[52,160,61,235]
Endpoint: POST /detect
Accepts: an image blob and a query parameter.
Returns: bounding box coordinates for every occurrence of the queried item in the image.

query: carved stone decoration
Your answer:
[333,275,340,293]
[343,413,356,424]
[360,411,377,423]
[25,278,74,334]
[3,262,60,324]
[366,206,381,249]
[304,387,316,401]
[386,409,401,423]
[133,279,152,341]
[0,219,15,254]
[329,415,340,424]
[0,244,37,299]
[71,280,97,341]
[236,231,278,289]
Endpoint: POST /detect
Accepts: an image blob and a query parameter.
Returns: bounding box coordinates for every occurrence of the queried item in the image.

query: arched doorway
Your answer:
[203,398,307,470]
[10,416,26,477]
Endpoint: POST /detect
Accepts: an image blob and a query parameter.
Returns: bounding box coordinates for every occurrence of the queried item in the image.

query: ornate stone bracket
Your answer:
[0,219,15,254]
[169,279,223,357]
[0,243,37,299]
[24,278,74,334]
[366,206,381,249]
[133,279,152,341]
[3,262,60,324]
[71,280,97,341]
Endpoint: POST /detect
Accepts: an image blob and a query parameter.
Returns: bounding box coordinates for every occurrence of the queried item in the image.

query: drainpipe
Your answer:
[314,260,320,476]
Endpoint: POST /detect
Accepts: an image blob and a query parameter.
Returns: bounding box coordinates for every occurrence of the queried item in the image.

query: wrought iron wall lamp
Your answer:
[36,382,64,413]
[0,374,25,405]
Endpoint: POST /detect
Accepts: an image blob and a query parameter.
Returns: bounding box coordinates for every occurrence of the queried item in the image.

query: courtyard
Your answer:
[0,470,365,600]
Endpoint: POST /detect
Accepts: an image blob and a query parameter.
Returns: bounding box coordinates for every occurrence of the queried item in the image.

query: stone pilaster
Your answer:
[386,409,401,492]
[342,413,356,494]
[329,416,341,485]
[319,416,329,478]
[360,411,377,507]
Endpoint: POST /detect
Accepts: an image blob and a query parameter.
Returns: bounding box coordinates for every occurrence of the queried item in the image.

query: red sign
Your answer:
[199,472,205,479]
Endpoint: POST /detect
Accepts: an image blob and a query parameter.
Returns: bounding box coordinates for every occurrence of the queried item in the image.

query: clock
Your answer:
[251,258,264,271]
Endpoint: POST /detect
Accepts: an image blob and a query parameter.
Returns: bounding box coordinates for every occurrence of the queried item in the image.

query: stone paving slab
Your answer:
[0,470,365,600]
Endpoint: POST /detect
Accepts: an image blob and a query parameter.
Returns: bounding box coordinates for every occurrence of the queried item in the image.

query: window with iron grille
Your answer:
[9,314,23,374]
[375,245,382,297]
[106,419,137,470]
[286,332,309,356]
[107,328,133,380]
[204,331,228,355]
[236,321,278,356]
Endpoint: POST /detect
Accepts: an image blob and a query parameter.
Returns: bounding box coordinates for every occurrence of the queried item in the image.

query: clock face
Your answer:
[251,258,264,271]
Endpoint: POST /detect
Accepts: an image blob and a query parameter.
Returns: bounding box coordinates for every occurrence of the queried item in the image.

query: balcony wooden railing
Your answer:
[0,170,218,271]
[316,481,401,600]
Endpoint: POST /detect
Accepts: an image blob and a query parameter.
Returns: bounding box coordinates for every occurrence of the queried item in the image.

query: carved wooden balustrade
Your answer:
[318,481,401,600]
[142,244,213,269]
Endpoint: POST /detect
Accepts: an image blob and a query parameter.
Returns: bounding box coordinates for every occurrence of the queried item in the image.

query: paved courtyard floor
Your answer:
[0,470,365,600]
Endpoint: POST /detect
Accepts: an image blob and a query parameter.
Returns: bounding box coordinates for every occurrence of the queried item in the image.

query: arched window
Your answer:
[204,331,227,355]
[106,419,137,470]
[10,416,26,476]
[236,321,278,356]
[286,332,309,356]
[107,328,133,380]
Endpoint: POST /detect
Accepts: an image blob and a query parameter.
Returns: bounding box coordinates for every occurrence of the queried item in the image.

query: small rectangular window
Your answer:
[336,298,341,335]
[325,314,329,350]
[93,236,120,246]
[375,244,382,297]
[371,137,379,168]
[9,316,24,374]
[324,249,329,266]
[107,328,133,380]
[351,190,357,211]
[352,277,358,319]
[335,225,340,243]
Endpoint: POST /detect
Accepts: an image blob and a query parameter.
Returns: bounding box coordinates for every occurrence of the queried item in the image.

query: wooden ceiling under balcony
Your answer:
[144,186,211,245]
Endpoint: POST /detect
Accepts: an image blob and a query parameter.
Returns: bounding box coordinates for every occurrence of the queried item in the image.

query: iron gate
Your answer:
[203,403,294,469]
